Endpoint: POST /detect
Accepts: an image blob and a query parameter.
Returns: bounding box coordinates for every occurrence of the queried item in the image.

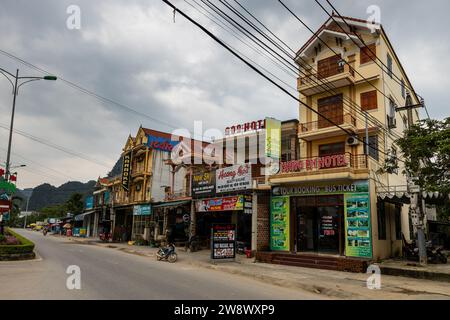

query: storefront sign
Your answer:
[121,150,132,191]
[196,195,244,212]
[146,134,180,152]
[211,224,236,260]
[244,195,253,214]
[270,196,290,251]
[192,171,216,198]
[280,154,348,174]
[225,119,266,136]
[272,180,369,197]
[85,196,94,210]
[344,187,372,259]
[265,118,281,159]
[133,204,152,216]
[216,164,252,193]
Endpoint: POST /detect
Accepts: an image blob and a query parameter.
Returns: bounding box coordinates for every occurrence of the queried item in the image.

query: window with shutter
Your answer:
[360,43,377,64]
[360,90,378,111]
[317,54,343,79]
[317,94,344,129]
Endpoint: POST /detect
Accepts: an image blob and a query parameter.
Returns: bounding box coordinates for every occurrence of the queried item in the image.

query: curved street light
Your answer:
[0,67,57,181]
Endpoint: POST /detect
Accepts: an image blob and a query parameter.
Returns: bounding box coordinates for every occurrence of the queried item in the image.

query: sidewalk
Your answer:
[62,235,450,299]
[379,259,450,282]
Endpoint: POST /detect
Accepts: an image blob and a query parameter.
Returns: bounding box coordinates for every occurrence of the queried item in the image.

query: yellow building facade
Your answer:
[268,15,420,262]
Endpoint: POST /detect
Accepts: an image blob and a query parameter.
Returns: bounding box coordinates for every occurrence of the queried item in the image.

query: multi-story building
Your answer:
[262,15,421,270]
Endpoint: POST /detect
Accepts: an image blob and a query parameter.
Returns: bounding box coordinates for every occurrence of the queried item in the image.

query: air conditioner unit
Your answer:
[346,136,360,146]
[387,115,397,129]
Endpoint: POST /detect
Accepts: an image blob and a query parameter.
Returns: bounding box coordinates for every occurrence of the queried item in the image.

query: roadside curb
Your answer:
[380,265,450,283]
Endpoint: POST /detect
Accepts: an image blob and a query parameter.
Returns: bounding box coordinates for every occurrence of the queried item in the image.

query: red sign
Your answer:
[225,119,265,136]
[281,154,348,174]
[196,195,244,212]
[0,199,11,213]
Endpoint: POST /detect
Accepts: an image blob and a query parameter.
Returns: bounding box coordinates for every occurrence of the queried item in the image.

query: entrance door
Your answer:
[295,195,343,255]
[297,207,318,252]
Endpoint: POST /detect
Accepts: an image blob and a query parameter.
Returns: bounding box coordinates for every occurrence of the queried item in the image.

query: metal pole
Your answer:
[5,69,19,181]
[23,196,30,228]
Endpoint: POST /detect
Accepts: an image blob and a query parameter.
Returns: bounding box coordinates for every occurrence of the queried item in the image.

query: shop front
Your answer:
[113,205,133,242]
[152,200,191,244]
[195,194,253,250]
[271,180,372,259]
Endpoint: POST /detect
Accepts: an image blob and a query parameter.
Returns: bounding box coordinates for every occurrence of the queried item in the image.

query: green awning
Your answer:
[152,200,190,209]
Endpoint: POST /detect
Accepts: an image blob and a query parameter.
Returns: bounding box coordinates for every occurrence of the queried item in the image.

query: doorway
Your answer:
[294,195,344,255]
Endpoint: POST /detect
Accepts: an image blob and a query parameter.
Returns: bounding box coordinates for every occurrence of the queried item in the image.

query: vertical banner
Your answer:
[265,117,281,175]
[211,224,236,259]
[344,181,372,258]
[270,196,290,251]
[121,150,132,191]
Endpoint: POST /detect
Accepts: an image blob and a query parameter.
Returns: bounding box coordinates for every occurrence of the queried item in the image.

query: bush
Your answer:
[0,234,5,244]
[0,228,35,255]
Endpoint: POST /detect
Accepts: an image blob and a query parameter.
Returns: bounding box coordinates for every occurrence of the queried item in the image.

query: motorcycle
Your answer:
[426,241,448,264]
[43,228,48,236]
[156,243,177,263]
[99,232,111,243]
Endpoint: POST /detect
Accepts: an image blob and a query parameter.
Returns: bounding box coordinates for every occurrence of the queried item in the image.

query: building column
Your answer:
[93,211,99,238]
[251,192,258,252]
[189,200,196,238]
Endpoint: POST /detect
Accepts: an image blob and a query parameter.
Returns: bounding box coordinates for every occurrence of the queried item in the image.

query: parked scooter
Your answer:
[426,241,448,264]
[43,228,48,236]
[156,243,177,263]
[99,232,111,243]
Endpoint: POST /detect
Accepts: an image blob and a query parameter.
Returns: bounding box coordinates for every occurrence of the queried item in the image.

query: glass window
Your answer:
[387,54,393,78]
[319,142,345,156]
[368,136,379,161]
[401,79,406,99]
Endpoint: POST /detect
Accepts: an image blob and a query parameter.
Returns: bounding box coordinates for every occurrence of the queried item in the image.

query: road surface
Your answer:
[0,229,323,300]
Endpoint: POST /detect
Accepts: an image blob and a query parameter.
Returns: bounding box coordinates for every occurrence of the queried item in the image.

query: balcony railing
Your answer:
[297,64,355,96]
[165,190,191,201]
[300,113,356,133]
[279,153,368,175]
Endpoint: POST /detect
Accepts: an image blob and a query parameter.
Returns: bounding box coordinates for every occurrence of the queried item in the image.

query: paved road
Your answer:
[0,230,323,300]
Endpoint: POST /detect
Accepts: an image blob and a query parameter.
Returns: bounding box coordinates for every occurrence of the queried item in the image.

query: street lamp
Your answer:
[0,67,57,181]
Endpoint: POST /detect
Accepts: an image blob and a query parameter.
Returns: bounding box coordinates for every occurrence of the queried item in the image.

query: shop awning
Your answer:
[152,200,190,209]
[74,210,95,221]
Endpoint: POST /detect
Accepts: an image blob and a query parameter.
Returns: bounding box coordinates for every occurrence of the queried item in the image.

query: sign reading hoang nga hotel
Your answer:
[280,154,348,174]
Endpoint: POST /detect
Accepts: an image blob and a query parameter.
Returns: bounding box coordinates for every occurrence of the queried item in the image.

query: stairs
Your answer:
[256,251,369,273]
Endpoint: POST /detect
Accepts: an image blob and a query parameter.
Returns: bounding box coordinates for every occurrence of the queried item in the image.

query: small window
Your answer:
[389,98,396,117]
[368,136,379,161]
[377,201,387,240]
[361,90,378,111]
[401,79,406,99]
[387,54,393,78]
[360,43,376,65]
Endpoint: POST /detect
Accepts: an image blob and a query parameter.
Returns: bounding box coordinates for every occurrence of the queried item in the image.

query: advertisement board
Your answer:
[192,170,216,198]
[270,196,290,251]
[344,189,373,259]
[133,204,152,216]
[216,164,252,193]
[211,224,236,260]
[85,196,94,210]
[195,195,244,212]
[265,118,281,175]
[146,134,180,152]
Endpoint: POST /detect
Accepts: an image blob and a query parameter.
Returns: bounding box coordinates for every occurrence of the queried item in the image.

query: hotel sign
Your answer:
[224,119,266,136]
[121,150,132,191]
[280,154,348,174]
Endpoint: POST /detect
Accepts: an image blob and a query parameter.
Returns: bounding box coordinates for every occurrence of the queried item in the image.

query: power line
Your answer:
[162,0,404,163]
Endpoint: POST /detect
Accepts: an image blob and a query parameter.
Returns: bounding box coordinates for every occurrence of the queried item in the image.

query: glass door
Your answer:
[297,207,318,252]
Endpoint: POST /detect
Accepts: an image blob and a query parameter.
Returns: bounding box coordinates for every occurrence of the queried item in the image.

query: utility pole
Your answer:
[397,93,427,265]
[23,195,30,229]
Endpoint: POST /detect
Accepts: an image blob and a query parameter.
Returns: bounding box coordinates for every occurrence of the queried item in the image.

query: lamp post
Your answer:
[0,67,57,181]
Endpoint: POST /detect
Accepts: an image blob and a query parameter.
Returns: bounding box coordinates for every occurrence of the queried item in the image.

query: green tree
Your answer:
[396,117,450,194]
[65,193,84,215]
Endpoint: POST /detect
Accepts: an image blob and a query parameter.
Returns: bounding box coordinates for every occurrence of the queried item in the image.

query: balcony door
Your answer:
[317,94,343,129]
[317,54,343,79]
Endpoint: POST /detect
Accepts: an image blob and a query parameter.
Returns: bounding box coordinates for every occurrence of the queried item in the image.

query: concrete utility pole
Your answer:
[397,93,427,265]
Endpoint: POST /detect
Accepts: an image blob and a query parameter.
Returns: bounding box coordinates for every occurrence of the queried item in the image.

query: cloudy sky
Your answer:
[0,0,448,189]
